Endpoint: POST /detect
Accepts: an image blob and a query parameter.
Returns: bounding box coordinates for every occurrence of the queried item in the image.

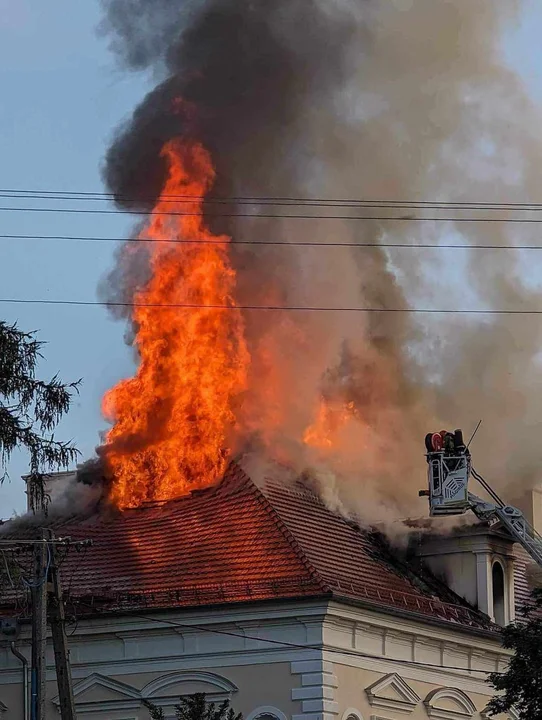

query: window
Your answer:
[492,560,506,626]
[245,706,287,720]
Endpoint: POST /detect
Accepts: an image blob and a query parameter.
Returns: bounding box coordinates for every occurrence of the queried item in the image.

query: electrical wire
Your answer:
[4,205,542,222]
[1,298,542,314]
[1,550,15,589]
[3,232,542,250]
[0,194,527,210]
[75,601,504,675]
[21,541,50,590]
[3,188,542,210]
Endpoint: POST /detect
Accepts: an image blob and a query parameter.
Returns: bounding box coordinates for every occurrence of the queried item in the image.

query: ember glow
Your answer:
[102,140,249,508]
[303,400,355,450]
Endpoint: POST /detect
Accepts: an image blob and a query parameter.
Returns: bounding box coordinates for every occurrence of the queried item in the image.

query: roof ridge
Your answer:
[249,479,329,595]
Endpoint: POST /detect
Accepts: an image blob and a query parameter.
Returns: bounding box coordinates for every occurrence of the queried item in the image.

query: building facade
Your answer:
[0,465,526,720]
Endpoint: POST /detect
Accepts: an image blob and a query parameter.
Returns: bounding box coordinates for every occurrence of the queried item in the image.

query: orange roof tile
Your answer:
[1,464,492,631]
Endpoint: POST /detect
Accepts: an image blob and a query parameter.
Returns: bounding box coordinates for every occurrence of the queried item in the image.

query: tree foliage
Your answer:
[0,321,80,512]
[487,587,542,719]
[145,693,243,720]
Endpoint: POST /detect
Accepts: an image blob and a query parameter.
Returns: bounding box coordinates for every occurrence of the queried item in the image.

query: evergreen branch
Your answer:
[0,321,80,513]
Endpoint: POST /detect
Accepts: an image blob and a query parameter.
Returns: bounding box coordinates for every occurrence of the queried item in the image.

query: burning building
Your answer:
[0,462,532,719]
[1,0,542,717]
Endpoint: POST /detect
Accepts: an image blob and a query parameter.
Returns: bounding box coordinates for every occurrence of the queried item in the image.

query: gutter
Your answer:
[330,592,500,642]
[10,642,29,720]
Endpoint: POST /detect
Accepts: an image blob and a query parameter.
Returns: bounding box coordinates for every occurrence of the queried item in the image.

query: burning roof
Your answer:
[1,465,492,633]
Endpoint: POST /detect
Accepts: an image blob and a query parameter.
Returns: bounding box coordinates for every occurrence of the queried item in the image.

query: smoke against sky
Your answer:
[96,0,542,521]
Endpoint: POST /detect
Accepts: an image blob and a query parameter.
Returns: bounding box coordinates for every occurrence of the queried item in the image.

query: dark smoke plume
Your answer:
[98,0,542,521]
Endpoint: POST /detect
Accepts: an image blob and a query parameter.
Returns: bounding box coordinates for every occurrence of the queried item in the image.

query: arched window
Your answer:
[342,710,363,720]
[492,560,506,626]
[245,706,287,720]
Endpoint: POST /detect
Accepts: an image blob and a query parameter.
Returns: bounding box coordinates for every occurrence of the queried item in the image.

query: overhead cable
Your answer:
[2,233,542,250]
[1,298,542,314]
[5,206,542,222]
[3,187,542,211]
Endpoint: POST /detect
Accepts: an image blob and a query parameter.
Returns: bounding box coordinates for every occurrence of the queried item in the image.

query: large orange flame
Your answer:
[102,140,249,508]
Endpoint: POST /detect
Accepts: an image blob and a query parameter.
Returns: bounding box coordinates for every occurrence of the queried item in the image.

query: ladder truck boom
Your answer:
[421,429,542,569]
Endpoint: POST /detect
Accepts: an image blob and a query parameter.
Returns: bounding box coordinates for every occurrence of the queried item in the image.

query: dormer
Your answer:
[415,523,516,625]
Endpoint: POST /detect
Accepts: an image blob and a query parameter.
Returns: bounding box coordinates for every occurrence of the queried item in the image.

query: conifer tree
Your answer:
[487,588,542,719]
[0,321,80,512]
[145,693,243,720]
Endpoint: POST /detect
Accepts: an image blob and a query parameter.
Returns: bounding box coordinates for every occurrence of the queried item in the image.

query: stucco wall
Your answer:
[0,598,513,720]
[0,661,299,719]
[333,660,502,720]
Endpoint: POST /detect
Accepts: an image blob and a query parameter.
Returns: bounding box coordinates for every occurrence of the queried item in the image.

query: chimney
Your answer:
[414,523,517,626]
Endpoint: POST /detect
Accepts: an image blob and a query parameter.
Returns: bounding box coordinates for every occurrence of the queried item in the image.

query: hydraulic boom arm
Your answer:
[422,428,542,569]
[467,493,542,567]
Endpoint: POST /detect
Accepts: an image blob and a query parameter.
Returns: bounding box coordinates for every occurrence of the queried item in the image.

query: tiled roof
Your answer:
[0,464,492,631]
[260,476,491,630]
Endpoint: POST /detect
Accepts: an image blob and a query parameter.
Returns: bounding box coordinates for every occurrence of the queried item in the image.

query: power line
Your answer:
[2,187,542,210]
[4,193,542,212]
[0,194,527,210]
[2,233,542,250]
[4,205,542,223]
[1,298,542,314]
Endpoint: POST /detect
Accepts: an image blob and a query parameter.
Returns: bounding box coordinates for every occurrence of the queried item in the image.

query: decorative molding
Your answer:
[292,685,334,700]
[52,672,140,709]
[299,672,338,689]
[302,699,338,714]
[342,707,364,720]
[141,670,238,698]
[52,669,238,716]
[365,673,420,714]
[245,705,288,720]
[291,660,333,675]
[52,672,141,714]
[424,687,477,718]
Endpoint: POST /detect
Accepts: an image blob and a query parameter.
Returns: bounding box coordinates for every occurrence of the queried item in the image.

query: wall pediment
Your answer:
[53,670,237,716]
[53,673,141,714]
[142,670,238,699]
[365,673,420,714]
[424,687,477,719]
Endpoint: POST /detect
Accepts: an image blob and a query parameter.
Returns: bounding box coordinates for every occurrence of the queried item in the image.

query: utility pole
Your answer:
[30,532,47,720]
[47,532,76,720]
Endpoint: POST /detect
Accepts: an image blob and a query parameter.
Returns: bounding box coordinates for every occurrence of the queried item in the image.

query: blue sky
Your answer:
[0,0,541,517]
[0,0,151,515]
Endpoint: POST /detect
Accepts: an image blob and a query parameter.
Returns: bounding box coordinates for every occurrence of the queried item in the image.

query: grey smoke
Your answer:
[98,0,542,520]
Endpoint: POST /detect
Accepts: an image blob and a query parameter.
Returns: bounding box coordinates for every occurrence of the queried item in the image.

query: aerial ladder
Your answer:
[421,429,542,568]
